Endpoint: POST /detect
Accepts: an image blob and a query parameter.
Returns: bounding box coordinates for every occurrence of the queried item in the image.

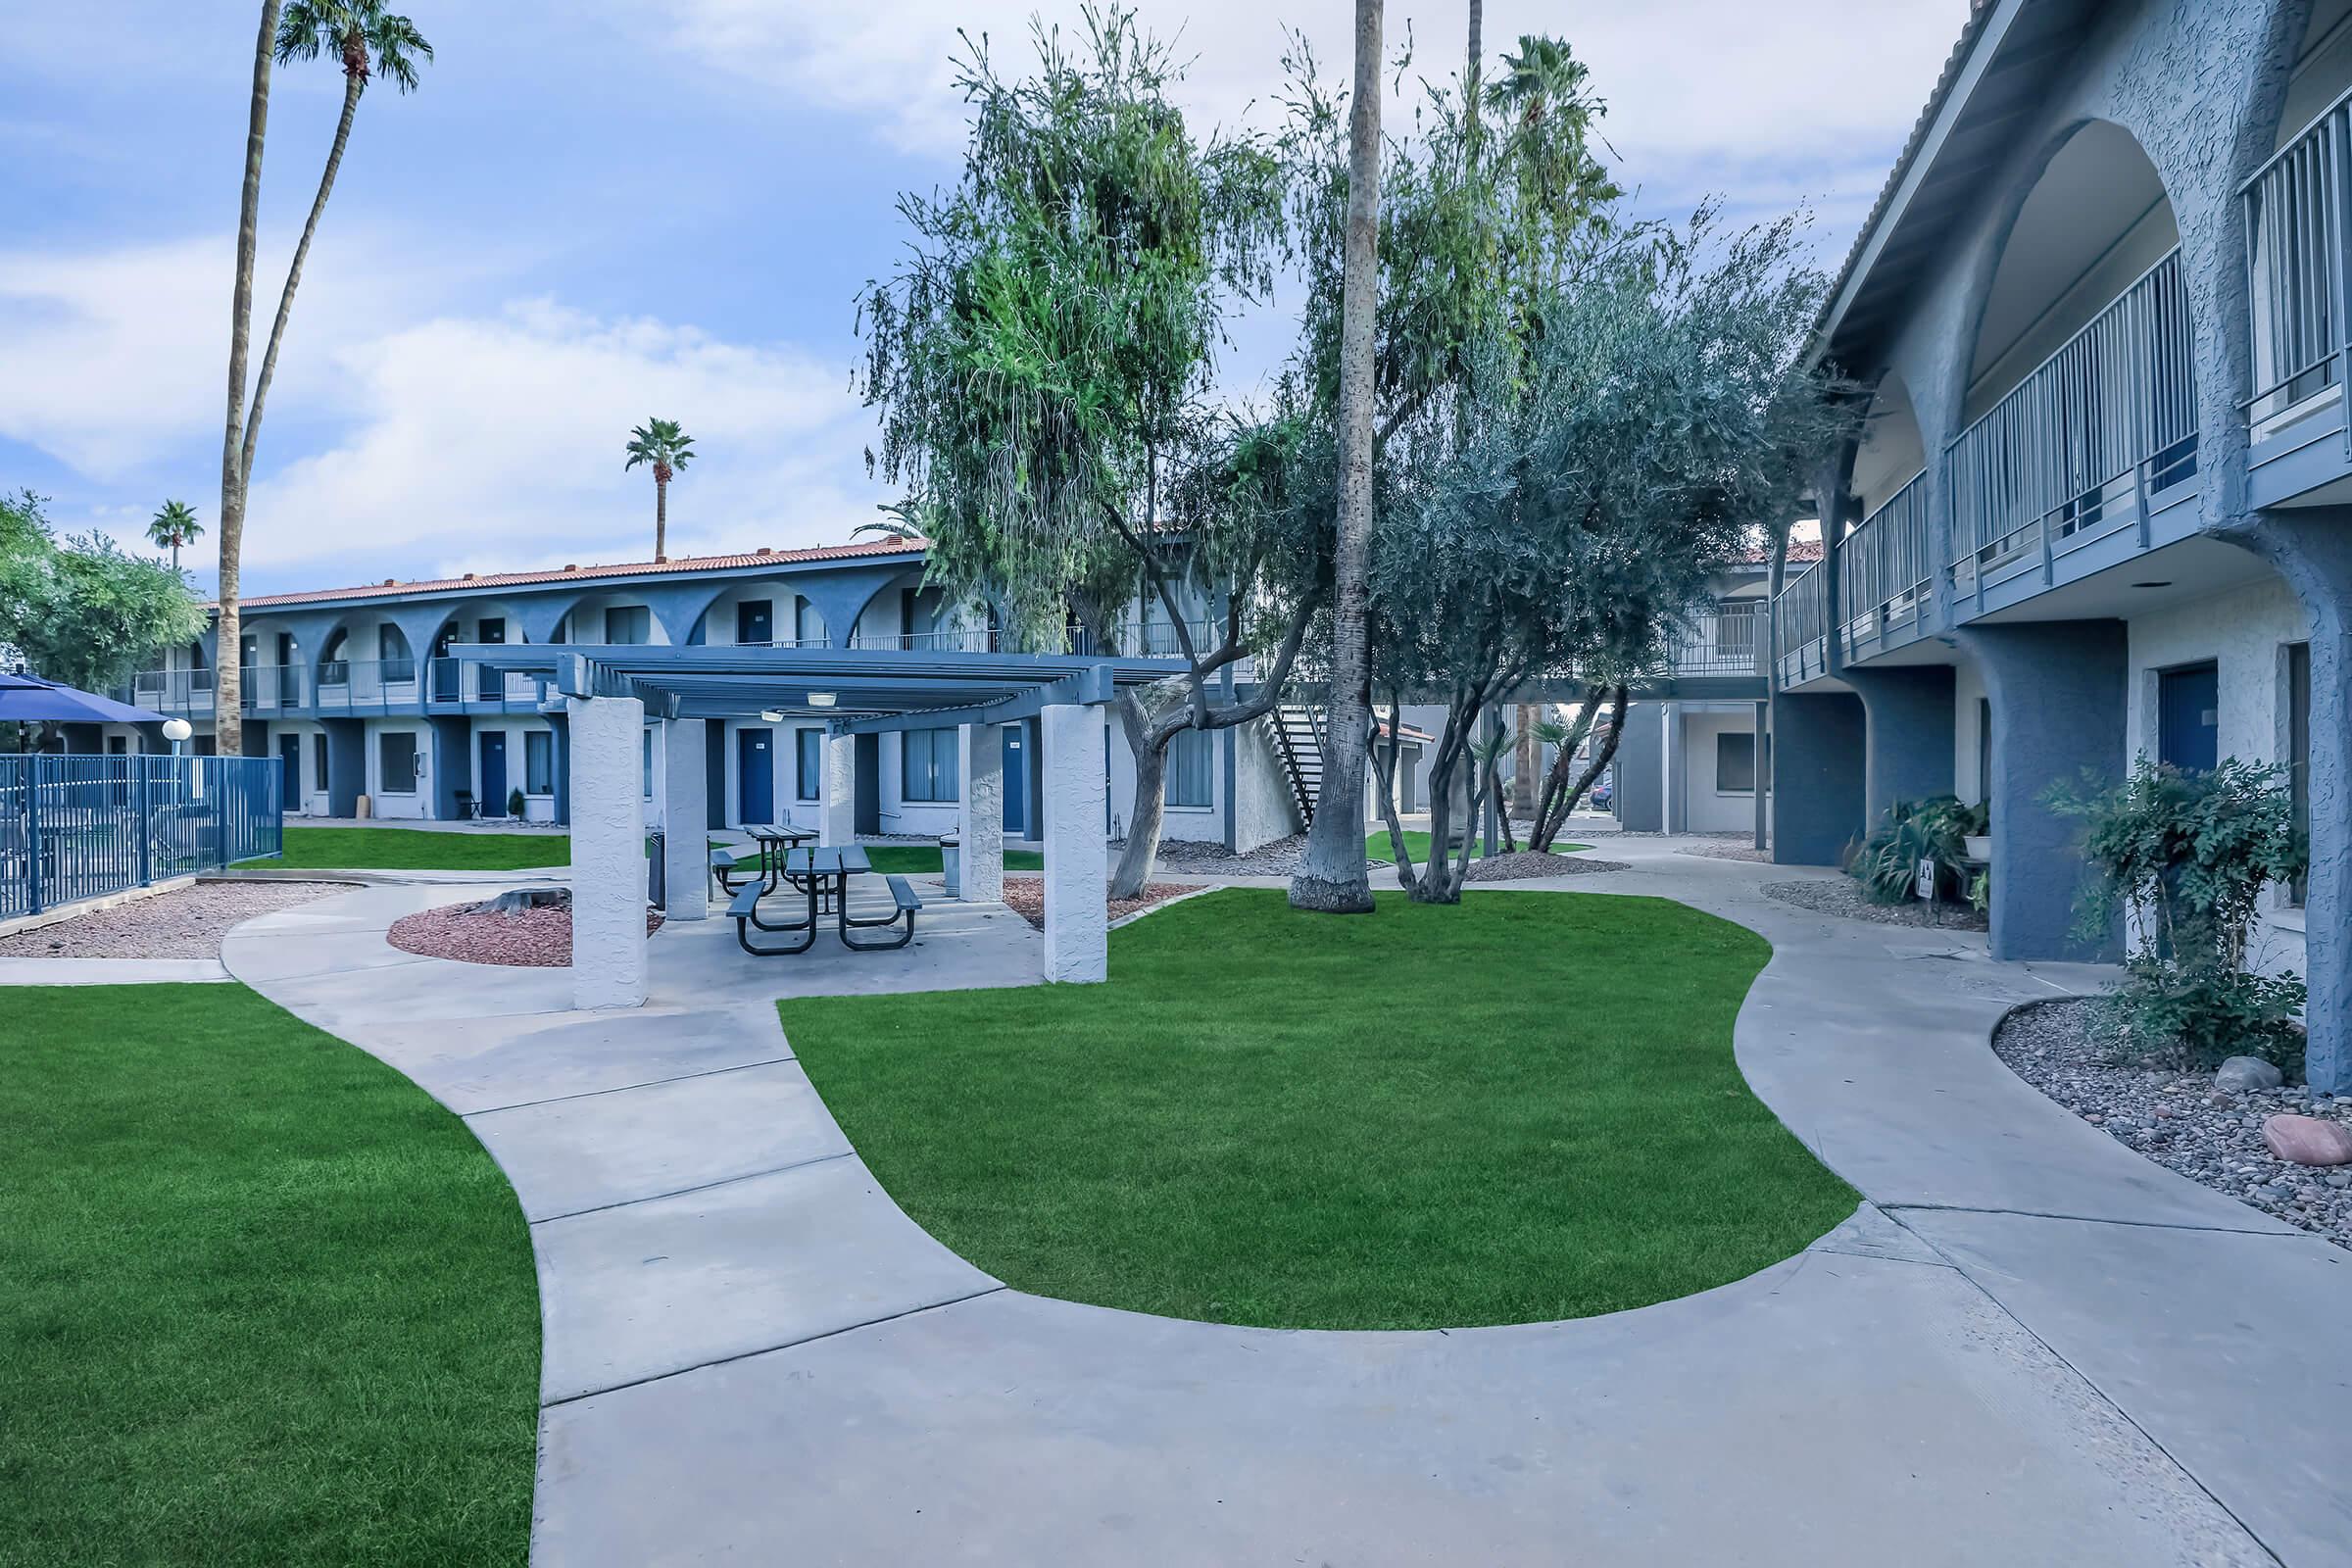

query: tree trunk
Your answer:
[1290,0,1383,915]
[240,70,363,490]
[656,475,668,562]
[214,0,284,758]
[1109,690,1165,900]
[1532,684,1626,850]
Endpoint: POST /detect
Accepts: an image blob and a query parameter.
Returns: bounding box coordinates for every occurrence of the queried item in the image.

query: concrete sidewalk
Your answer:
[220,846,2348,1566]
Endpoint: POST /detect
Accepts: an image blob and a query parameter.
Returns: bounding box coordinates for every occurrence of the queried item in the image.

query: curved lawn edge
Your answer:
[785,887,1854,1333]
[2,982,541,1563]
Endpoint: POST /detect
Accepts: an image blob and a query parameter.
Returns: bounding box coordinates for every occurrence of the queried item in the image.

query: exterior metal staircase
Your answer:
[1270,704,1325,826]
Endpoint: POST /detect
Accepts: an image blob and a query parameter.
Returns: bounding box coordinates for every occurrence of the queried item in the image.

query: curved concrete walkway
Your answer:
[220,845,2351,1566]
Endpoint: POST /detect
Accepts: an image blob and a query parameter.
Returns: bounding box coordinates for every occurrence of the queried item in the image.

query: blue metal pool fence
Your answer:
[0,754,283,920]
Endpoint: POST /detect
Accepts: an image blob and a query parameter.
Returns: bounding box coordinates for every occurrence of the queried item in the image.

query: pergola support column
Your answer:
[1041,703,1107,983]
[819,728,856,847]
[566,695,648,1009]
[661,716,708,919]
[958,721,1004,904]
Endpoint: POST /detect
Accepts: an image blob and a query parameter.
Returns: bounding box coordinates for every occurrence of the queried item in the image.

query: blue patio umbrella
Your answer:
[0,671,171,727]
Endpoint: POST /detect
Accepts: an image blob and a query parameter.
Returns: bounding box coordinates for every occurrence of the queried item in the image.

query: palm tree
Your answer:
[623,419,696,562]
[215,0,431,755]
[1290,0,1383,914]
[147,501,204,572]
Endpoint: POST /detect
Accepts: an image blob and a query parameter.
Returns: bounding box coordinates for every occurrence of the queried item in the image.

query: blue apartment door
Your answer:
[739,728,775,823]
[1003,724,1028,835]
[480,731,509,814]
[277,733,301,810]
[2158,662,2219,773]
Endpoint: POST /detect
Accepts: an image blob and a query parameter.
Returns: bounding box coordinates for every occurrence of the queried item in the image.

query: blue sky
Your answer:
[0,1,1967,598]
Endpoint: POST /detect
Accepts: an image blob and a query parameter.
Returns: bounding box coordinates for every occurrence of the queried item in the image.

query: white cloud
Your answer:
[241,299,876,578]
[626,0,1967,219]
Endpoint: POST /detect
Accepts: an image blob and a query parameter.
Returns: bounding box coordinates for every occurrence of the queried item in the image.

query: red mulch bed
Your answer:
[1000,876,1195,931]
[388,901,662,967]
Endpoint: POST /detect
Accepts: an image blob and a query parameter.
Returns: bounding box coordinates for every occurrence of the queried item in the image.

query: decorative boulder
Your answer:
[2215,1055,2284,1094]
[476,887,570,916]
[2261,1114,2352,1167]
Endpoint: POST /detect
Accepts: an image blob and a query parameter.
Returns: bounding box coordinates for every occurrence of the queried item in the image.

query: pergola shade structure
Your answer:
[456,644,1188,1008]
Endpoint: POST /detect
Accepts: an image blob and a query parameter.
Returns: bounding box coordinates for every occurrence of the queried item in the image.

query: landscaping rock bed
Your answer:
[1679,840,1771,863]
[1762,875,1988,932]
[1464,851,1631,880]
[1001,875,1193,931]
[389,895,662,967]
[1994,997,2352,1249]
[1121,833,1308,877]
[0,879,354,959]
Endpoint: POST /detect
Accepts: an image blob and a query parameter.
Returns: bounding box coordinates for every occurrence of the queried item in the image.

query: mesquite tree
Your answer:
[1372,210,1852,901]
[857,9,1323,899]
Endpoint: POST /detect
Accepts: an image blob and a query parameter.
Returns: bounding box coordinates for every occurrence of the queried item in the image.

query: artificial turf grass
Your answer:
[2,984,539,1565]
[1366,828,1589,864]
[785,888,1853,1331]
[277,825,568,871]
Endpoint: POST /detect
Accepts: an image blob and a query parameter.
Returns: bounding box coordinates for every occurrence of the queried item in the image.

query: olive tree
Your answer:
[857,8,1322,899]
[1371,211,1852,901]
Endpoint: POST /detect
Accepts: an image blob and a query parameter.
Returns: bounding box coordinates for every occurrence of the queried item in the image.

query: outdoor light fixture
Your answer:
[759,710,785,723]
[161,718,191,742]
[808,692,837,709]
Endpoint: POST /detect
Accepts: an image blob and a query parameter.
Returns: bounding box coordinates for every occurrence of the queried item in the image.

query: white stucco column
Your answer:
[1040,703,1107,983]
[819,727,857,847]
[566,695,648,1009]
[957,721,1004,903]
[661,716,708,919]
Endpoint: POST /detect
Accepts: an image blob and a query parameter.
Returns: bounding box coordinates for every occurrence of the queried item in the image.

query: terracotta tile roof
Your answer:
[220,536,927,611]
[1731,538,1824,565]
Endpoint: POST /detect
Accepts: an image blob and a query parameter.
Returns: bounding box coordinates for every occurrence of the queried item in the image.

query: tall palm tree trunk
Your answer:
[216,0,285,759]
[1290,0,1383,914]
[656,473,668,562]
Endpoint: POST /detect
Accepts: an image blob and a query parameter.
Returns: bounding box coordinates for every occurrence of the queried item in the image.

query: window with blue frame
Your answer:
[1166,725,1212,807]
[902,727,958,802]
[641,730,653,797]
[797,728,821,801]
[525,731,554,796]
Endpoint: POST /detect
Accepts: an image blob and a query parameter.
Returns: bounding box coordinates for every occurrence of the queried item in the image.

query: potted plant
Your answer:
[1962,800,1990,864]
[507,786,526,819]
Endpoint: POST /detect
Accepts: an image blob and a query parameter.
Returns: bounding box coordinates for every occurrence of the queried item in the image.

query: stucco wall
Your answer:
[2124,571,2310,976]
[1678,706,1765,834]
[1953,660,1990,808]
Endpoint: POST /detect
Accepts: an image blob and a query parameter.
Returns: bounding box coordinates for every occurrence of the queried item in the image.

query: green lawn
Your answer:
[277,825,568,871]
[786,889,1850,1330]
[3,984,539,1564]
[1366,828,1588,864]
[863,843,1043,875]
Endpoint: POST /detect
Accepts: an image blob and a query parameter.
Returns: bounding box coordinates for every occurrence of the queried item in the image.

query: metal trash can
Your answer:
[645,829,666,912]
[939,832,960,899]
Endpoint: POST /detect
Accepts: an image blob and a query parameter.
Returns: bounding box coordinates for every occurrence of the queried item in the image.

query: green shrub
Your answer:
[2049,757,2307,1072]
[1851,795,1980,904]
[507,786,526,818]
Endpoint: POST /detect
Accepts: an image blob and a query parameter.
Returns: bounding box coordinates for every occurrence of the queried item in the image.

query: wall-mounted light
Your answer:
[808,692,837,709]
[759,710,785,722]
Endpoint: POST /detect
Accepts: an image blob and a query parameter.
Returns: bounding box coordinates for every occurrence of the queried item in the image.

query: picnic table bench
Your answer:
[728,846,922,956]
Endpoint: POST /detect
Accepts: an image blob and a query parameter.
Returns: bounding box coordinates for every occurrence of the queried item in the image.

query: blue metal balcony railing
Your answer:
[2244,86,2348,429]
[1947,246,2196,605]
[1838,470,1934,657]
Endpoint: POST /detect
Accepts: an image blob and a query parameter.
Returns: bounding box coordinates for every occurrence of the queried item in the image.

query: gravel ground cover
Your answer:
[1679,841,1771,863]
[0,879,354,959]
[1122,833,1310,877]
[1762,875,1988,932]
[1465,851,1631,880]
[388,899,662,967]
[1000,875,1194,930]
[1994,998,2351,1248]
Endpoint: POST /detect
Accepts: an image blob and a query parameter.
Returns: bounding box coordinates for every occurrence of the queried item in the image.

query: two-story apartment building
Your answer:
[1768,0,2352,1091]
[91,538,1311,854]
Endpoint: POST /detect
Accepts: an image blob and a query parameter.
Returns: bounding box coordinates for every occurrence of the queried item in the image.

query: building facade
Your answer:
[1771,0,2352,1089]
